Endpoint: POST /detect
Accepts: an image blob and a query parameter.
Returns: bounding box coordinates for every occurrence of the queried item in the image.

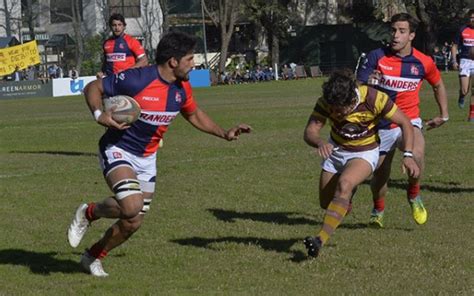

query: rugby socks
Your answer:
[407,183,420,201]
[85,202,99,222]
[88,242,108,259]
[469,104,474,121]
[373,196,385,213]
[317,197,350,245]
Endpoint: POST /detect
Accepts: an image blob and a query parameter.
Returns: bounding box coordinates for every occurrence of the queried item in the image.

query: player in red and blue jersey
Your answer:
[68,31,252,277]
[451,8,474,121]
[357,13,449,228]
[97,13,148,77]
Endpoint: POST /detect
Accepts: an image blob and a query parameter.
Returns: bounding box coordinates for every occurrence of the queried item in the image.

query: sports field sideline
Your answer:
[0,73,472,294]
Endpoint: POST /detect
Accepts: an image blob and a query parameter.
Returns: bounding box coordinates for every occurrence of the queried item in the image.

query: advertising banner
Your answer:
[52,76,97,97]
[0,80,52,99]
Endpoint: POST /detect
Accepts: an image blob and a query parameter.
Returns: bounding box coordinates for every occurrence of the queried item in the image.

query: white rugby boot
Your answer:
[80,251,109,277]
[68,203,90,248]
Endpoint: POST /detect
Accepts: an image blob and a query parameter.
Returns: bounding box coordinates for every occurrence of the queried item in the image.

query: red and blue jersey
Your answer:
[101,65,198,156]
[102,33,146,75]
[357,47,441,128]
[454,25,474,60]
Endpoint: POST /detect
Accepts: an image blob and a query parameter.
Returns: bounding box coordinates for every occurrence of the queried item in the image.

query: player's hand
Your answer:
[97,107,130,130]
[368,70,382,86]
[225,124,252,141]
[96,71,105,79]
[425,116,448,130]
[402,157,420,178]
[452,62,459,70]
[316,143,334,159]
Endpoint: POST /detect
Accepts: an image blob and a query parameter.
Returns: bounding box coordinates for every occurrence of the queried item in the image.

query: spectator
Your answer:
[13,66,22,81]
[69,67,79,80]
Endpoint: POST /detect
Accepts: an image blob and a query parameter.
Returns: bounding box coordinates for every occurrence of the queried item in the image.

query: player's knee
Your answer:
[336,178,355,197]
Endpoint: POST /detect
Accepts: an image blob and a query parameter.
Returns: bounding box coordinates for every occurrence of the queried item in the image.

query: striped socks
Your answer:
[317,197,350,245]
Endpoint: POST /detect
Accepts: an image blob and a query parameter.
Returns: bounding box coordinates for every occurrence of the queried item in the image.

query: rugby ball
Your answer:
[103,95,141,124]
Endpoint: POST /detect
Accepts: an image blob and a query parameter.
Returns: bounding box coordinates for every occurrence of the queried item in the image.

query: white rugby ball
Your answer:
[103,95,141,124]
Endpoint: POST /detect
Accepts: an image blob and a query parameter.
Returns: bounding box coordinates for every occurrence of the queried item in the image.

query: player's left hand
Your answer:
[225,124,252,141]
[425,116,448,130]
[402,157,420,178]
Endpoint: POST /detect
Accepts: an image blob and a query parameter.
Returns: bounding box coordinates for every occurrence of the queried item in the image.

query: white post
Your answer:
[274,63,279,81]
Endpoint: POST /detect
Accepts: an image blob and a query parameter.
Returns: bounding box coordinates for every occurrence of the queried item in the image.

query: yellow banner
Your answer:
[0,40,41,76]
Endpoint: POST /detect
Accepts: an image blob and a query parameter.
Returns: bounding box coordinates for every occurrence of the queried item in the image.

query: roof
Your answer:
[0,36,20,49]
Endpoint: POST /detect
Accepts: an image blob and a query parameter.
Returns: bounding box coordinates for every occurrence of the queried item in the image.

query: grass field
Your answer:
[0,72,473,295]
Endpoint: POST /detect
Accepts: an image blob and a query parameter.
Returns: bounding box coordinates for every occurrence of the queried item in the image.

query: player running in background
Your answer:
[97,13,148,78]
[451,8,474,121]
[357,13,449,228]
[68,31,252,277]
[303,69,419,258]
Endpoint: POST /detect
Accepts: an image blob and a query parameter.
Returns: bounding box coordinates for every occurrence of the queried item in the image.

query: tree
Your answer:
[0,0,20,37]
[245,0,295,67]
[405,0,469,54]
[51,0,85,72]
[158,0,170,33]
[202,0,241,78]
[21,0,36,41]
[136,0,162,61]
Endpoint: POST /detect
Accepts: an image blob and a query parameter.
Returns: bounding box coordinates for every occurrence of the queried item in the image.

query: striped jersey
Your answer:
[454,25,474,60]
[102,33,146,75]
[357,47,440,128]
[101,65,197,157]
[312,85,397,152]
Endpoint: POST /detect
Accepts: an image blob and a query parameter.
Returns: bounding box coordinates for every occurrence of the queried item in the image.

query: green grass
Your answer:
[0,73,472,295]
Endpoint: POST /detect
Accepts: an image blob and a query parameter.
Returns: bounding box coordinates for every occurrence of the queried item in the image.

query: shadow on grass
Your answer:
[207,208,381,230]
[208,208,320,225]
[361,179,474,194]
[9,150,97,157]
[171,236,310,263]
[0,249,83,275]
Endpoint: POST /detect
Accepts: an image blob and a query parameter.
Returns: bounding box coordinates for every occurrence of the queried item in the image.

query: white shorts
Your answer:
[378,118,423,154]
[99,144,156,193]
[459,58,474,77]
[321,146,380,174]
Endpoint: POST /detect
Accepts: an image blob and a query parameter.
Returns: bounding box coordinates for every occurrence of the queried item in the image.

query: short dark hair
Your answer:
[322,69,357,106]
[109,13,126,27]
[155,31,197,65]
[391,13,419,33]
[468,9,474,16]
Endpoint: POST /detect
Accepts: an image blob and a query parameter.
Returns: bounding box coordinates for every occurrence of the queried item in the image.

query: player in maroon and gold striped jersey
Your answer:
[303,69,419,258]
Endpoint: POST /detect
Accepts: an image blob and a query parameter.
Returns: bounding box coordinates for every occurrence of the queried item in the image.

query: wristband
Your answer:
[93,109,102,121]
[403,151,413,158]
[441,116,449,122]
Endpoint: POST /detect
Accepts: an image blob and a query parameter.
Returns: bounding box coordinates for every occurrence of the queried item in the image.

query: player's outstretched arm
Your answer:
[303,115,333,159]
[183,107,252,141]
[425,80,449,130]
[388,109,420,178]
[83,79,129,130]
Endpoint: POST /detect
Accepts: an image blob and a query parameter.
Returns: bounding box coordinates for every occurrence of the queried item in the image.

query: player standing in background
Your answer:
[357,13,449,228]
[97,13,148,78]
[451,8,474,122]
[303,69,419,258]
[68,31,252,277]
